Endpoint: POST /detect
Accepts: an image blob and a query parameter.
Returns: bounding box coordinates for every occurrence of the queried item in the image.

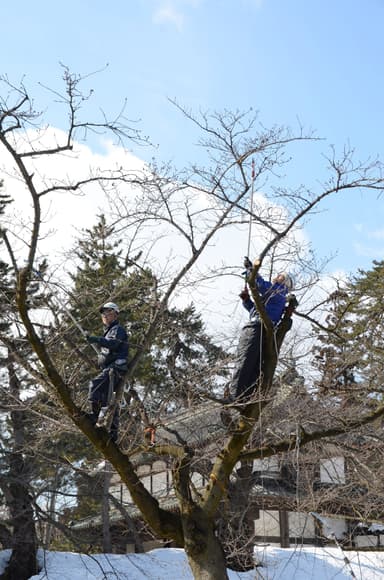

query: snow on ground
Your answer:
[0,545,383,579]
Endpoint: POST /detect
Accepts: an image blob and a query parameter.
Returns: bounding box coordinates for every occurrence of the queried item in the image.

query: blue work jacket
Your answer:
[242,274,288,325]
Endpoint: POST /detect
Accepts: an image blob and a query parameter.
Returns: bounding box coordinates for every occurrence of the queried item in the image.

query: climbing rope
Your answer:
[246,158,256,260]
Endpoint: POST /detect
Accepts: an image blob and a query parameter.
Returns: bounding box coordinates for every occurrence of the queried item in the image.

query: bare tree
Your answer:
[2,70,384,579]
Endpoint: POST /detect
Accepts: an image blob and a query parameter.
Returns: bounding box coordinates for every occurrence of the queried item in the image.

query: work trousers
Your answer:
[229,322,264,401]
[88,367,124,441]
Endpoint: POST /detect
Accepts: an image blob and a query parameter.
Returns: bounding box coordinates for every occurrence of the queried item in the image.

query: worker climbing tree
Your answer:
[226,257,294,403]
[86,302,128,442]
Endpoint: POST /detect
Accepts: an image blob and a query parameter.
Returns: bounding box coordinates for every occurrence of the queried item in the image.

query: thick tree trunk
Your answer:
[182,506,229,580]
[0,524,12,549]
[102,462,113,552]
[0,468,38,580]
[44,468,59,549]
[218,461,256,572]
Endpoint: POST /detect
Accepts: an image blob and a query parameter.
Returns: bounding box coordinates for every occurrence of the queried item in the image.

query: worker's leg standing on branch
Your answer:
[86,302,129,442]
[88,368,111,424]
[229,321,263,401]
[109,370,124,442]
[88,367,123,442]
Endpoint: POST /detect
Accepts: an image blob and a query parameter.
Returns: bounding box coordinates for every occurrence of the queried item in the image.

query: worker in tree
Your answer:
[86,302,128,442]
[227,258,293,402]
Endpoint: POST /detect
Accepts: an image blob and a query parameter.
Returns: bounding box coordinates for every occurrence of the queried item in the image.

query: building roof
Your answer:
[154,401,228,447]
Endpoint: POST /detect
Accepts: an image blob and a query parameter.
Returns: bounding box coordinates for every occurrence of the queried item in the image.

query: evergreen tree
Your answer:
[314,260,384,406]
[307,261,384,527]
[0,184,40,579]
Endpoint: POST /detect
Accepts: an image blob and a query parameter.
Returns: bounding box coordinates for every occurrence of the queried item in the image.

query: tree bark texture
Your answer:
[182,505,229,580]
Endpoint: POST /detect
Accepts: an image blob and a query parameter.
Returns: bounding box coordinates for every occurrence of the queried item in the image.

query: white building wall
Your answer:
[289,512,315,539]
[151,471,168,495]
[320,456,345,484]
[191,472,204,488]
[355,535,378,548]
[255,510,317,544]
[319,516,348,540]
[253,457,280,474]
[254,510,280,538]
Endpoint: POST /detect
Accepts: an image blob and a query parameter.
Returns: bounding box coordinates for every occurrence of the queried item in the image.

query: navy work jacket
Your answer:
[97,320,128,369]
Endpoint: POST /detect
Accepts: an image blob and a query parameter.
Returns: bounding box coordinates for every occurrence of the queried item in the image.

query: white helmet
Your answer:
[99,302,120,313]
[279,272,294,291]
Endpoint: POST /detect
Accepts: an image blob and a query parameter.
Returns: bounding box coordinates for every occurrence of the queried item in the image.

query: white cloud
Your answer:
[354,223,384,240]
[1,128,145,263]
[351,224,384,259]
[368,228,384,240]
[353,241,384,259]
[151,0,202,31]
[152,2,185,31]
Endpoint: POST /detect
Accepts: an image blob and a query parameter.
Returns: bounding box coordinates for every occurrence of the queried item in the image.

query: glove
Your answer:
[242,257,253,279]
[86,335,100,345]
[243,256,252,270]
[239,289,250,301]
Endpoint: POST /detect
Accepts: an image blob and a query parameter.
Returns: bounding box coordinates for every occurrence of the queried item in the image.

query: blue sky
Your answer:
[3,0,384,275]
